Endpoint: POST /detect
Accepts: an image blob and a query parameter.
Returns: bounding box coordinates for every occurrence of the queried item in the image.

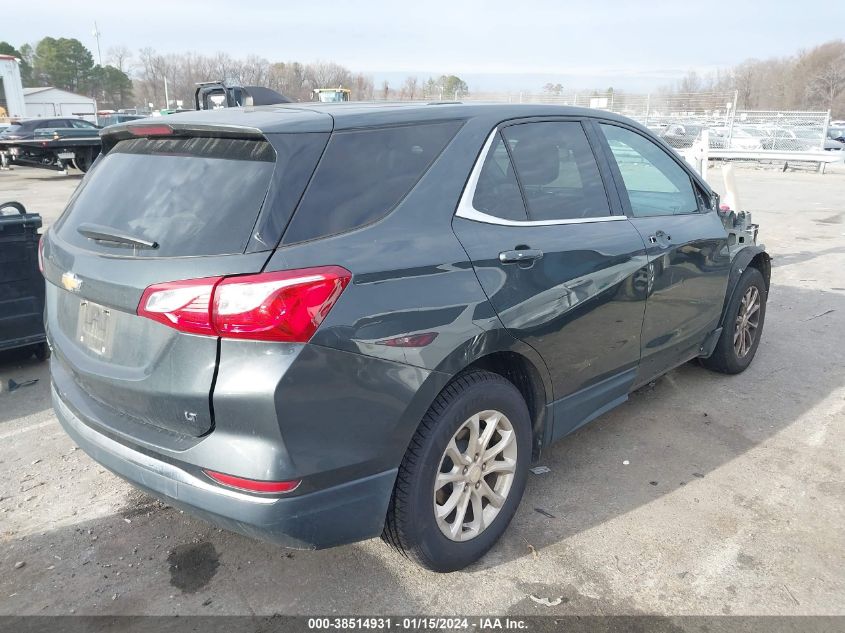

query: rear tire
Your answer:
[32,342,51,362]
[382,371,531,572]
[701,267,767,374]
[73,148,95,173]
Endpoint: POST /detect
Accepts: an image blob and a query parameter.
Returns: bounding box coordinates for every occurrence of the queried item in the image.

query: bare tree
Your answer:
[658,39,845,116]
[306,61,352,90]
[107,45,132,73]
[403,76,419,100]
[350,73,374,100]
[807,60,845,110]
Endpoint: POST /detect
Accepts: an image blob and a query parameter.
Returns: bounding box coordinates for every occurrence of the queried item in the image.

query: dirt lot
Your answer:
[0,163,843,616]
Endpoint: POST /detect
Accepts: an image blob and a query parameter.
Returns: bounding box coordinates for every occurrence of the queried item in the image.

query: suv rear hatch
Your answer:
[45,123,327,438]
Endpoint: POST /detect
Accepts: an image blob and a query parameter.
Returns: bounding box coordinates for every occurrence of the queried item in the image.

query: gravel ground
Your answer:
[0,162,843,616]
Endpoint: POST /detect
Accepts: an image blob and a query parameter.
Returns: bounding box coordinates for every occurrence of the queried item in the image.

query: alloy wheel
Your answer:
[734,285,761,358]
[433,410,518,542]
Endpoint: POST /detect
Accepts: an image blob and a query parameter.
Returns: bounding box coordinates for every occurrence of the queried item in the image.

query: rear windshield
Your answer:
[282,120,462,244]
[56,137,275,257]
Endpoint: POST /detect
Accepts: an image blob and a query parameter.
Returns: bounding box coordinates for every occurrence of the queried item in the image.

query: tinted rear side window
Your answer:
[472,133,528,221]
[56,137,275,257]
[283,120,462,244]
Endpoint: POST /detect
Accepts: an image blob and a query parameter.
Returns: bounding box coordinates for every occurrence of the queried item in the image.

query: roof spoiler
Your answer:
[99,122,267,153]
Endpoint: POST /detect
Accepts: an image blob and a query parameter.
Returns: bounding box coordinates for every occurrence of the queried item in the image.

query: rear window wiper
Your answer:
[77,223,159,249]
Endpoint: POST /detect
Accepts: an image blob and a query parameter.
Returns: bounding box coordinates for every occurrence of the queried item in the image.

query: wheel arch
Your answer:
[454,347,552,462]
[719,246,771,330]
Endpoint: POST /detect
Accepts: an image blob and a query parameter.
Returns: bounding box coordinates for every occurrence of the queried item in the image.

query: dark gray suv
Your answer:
[42,103,770,572]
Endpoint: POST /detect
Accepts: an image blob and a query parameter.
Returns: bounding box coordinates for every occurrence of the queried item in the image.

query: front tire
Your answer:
[701,267,767,374]
[382,371,531,572]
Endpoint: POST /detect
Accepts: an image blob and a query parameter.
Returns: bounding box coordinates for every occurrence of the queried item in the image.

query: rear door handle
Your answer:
[648,231,672,247]
[499,249,544,264]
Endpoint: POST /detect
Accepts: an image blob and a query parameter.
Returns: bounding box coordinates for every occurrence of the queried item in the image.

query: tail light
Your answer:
[138,277,221,336]
[137,266,351,343]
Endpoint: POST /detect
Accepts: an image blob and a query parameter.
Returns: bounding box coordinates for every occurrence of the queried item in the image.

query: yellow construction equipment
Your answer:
[313,88,351,103]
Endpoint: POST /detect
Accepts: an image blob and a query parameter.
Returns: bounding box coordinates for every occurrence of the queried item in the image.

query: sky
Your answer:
[9,0,845,92]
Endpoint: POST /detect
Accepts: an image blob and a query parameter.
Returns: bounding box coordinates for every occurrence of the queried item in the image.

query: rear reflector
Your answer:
[377,332,438,347]
[137,266,351,342]
[204,470,300,494]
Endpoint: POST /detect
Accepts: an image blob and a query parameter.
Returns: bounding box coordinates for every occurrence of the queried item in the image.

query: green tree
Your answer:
[0,41,33,85]
[32,37,94,94]
[438,75,468,98]
[89,65,133,109]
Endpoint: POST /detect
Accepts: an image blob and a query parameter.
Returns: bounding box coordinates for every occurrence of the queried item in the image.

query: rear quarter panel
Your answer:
[261,118,553,471]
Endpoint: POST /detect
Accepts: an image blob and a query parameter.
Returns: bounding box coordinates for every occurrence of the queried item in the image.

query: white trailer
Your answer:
[0,54,26,120]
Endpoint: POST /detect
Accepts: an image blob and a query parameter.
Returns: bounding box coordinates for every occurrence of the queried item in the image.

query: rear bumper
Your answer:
[53,384,397,549]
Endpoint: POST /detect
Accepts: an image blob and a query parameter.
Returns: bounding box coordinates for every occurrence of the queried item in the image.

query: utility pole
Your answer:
[164,76,170,110]
[92,22,102,66]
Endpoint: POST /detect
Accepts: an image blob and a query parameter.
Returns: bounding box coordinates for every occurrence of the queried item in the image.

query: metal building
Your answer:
[23,87,97,122]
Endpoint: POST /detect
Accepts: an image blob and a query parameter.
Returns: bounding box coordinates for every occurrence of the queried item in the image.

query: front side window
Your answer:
[501,121,610,221]
[599,124,698,217]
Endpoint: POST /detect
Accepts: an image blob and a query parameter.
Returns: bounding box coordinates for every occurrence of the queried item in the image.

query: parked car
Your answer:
[42,103,770,572]
[827,127,845,145]
[659,123,704,148]
[0,117,99,141]
[97,112,148,128]
[725,127,769,150]
[761,128,823,151]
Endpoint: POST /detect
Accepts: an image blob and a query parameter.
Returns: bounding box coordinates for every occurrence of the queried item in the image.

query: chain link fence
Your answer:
[453,90,838,159]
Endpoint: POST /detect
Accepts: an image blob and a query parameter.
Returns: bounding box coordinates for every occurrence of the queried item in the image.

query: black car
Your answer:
[828,127,845,145]
[0,117,99,140]
[43,103,770,572]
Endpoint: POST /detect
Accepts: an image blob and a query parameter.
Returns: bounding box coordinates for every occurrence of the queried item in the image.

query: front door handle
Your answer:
[499,248,544,264]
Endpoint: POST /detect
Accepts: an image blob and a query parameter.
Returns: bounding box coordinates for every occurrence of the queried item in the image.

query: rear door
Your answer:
[452,119,650,440]
[44,130,327,437]
[594,122,730,384]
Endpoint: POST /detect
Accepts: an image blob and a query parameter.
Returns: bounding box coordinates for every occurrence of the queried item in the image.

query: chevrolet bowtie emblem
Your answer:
[61,272,83,292]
